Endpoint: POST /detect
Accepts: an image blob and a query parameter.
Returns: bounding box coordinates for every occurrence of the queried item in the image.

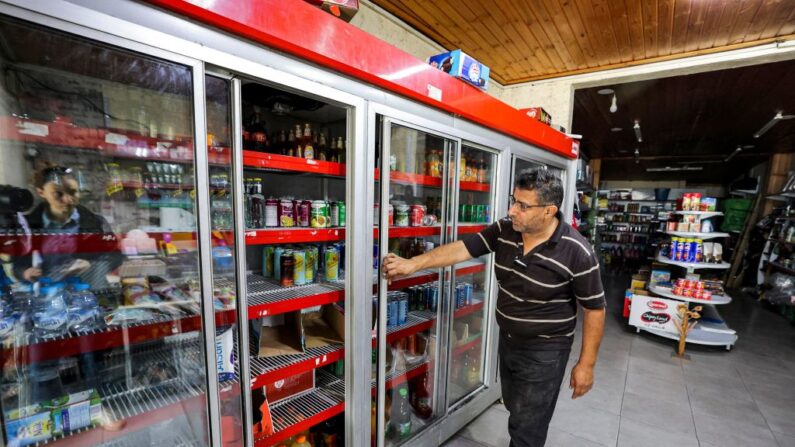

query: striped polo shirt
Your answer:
[463,212,605,349]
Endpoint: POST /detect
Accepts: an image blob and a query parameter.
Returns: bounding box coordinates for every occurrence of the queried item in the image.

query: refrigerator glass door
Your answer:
[446,144,498,408]
[0,14,212,446]
[373,116,457,446]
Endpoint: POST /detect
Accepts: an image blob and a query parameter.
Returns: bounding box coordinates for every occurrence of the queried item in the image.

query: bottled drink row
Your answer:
[244,180,345,229]
[261,243,343,287]
[388,148,491,183]
[244,116,346,163]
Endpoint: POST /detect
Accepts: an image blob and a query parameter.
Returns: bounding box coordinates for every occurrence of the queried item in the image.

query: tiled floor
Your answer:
[446,273,795,447]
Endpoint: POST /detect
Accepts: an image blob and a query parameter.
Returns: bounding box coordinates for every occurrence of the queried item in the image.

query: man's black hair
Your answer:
[513,168,564,209]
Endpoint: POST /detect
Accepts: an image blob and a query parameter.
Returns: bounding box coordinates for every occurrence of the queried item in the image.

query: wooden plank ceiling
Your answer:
[571,58,795,182]
[371,0,795,84]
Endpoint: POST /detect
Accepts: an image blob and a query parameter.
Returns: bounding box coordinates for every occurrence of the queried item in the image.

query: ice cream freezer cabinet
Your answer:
[0,1,578,446]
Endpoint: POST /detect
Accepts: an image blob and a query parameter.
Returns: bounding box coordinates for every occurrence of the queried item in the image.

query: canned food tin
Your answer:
[265,199,279,227]
[702,291,712,300]
[325,246,339,281]
[299,200,312,227]
[673,286,684,296]
[311,200,329,228]
[278,200,295,227]
[293,250,306,286]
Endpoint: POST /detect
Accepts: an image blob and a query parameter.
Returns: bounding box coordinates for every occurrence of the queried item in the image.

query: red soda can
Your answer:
[410,205,426,227]
[673,286,684,296]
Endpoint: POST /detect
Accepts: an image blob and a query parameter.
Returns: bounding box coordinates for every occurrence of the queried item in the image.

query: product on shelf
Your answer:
[671,278,713,301]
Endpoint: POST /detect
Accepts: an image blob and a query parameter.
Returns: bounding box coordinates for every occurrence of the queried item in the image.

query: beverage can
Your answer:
[689,239,698,263]
[426,286,438,312]
[293,250,306,286]
[311,200,328,228]
[397,293,408,325]
[305,248,315,284]
[299,200,312,227]
[387,204,394,226]
[695,239,703,263]
[280,253,294,287]
[325,246,339,281]
[331,202,340,227]
[265,199,279,227]
[338,201,346,226]
[410,205,426,227]
[262,246,275,277]
[455,285,464,309]
[325,201,332,228]
[310,246,319,278]
[279,199,295,227]
[669,238,678,260]
[464,283,473,305]
[273,247,284,281]
[395,205,410,227]
[387,295,398,327]
[373,243,379,272]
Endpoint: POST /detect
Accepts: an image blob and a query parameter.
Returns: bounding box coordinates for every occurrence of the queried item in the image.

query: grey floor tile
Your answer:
[457,407,510,447]
[546,429,608,447]
[620,390,696,435]
[756,399,795,437]
[693,412,779,447]
[618,418,700,447]
[683,368,753,403]
[550,397,620,446]
[627,353,685,385]
[625,370,689,407]
[689,386,768,428]
[442,435,489,447]
[774,431,795,447]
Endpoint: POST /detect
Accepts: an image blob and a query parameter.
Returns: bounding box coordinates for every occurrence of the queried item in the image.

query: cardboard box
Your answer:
[258,304,344,357]
[428,49,490,90]
[631,274,649,291]
[520,107,552,125]
[303,0,359,21]
[4,389,102,447]
[265,370,315,404]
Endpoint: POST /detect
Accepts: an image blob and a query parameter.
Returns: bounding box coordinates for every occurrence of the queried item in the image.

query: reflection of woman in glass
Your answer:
[13,165,122,288]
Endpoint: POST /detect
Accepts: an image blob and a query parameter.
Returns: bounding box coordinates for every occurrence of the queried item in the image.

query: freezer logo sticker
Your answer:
[640,312,671,324]
[646,300,668,310]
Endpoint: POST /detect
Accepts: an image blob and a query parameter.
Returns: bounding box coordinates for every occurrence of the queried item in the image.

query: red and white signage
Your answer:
[629,295,679,334]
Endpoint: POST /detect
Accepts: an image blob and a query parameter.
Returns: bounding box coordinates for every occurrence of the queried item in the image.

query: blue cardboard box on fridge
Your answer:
[428,49,490,90]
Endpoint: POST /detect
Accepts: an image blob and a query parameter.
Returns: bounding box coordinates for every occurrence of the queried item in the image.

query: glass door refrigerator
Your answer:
[372,117,497,447]
[0,14,220,447]
[232,76,354,447]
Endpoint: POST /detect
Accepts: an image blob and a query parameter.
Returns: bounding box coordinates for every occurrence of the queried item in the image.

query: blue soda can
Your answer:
[387,295,398,327]
[669,238,678,260]
[689,239,698,263]
[464,283,473,305]
[428,286,438,312]
[397,292,408,325]
[373,243,379,271]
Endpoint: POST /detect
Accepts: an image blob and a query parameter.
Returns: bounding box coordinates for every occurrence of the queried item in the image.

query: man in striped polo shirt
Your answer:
[383,169,605,447]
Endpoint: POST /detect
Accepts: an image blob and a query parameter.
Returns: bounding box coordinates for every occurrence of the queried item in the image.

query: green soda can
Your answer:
[305,247,315,284]
[262,246,275,277]
[337,201,346,226]
[325,246,339,281]
[475,204,486,223]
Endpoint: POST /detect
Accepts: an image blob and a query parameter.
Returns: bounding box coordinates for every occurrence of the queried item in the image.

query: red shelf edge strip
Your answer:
[255,402,345,447]
[245,228,346,245]
[250,347,344,391]
[248,290,344,319]
[243,150,345,176]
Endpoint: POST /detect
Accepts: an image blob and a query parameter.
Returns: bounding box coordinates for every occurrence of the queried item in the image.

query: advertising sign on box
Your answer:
[428,49,490,90]
[629,294,679,334]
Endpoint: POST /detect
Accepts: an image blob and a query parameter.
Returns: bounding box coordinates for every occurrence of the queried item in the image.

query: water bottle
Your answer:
[0,295,15,343]
[66,283,103,333]
[10,283,35,333]
[32,285,68,340]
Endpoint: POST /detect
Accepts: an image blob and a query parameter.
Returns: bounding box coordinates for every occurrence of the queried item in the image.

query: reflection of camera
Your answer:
[0,185,33,214]
[0,185,33,256]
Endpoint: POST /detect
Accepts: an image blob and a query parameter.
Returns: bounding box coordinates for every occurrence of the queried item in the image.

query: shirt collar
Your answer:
[547,211,565,245]
[42,207,80,228]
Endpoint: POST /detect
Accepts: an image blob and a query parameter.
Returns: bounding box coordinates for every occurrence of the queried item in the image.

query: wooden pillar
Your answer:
[763,153,795,215]
[589,158,601,190]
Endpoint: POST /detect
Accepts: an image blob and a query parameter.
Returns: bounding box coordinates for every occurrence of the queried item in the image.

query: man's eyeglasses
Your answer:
[509,195,551,211]
[42,166,73,186]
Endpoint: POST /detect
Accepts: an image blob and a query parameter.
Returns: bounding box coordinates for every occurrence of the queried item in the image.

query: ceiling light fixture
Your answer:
[646,166,703,172]
[753,111,795,138]
[633,120,642,142]
[724,144,754,162]
[610,94,618,113]
[597,88,614,95]
[634,148,640,164]
[610,127,622,132]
